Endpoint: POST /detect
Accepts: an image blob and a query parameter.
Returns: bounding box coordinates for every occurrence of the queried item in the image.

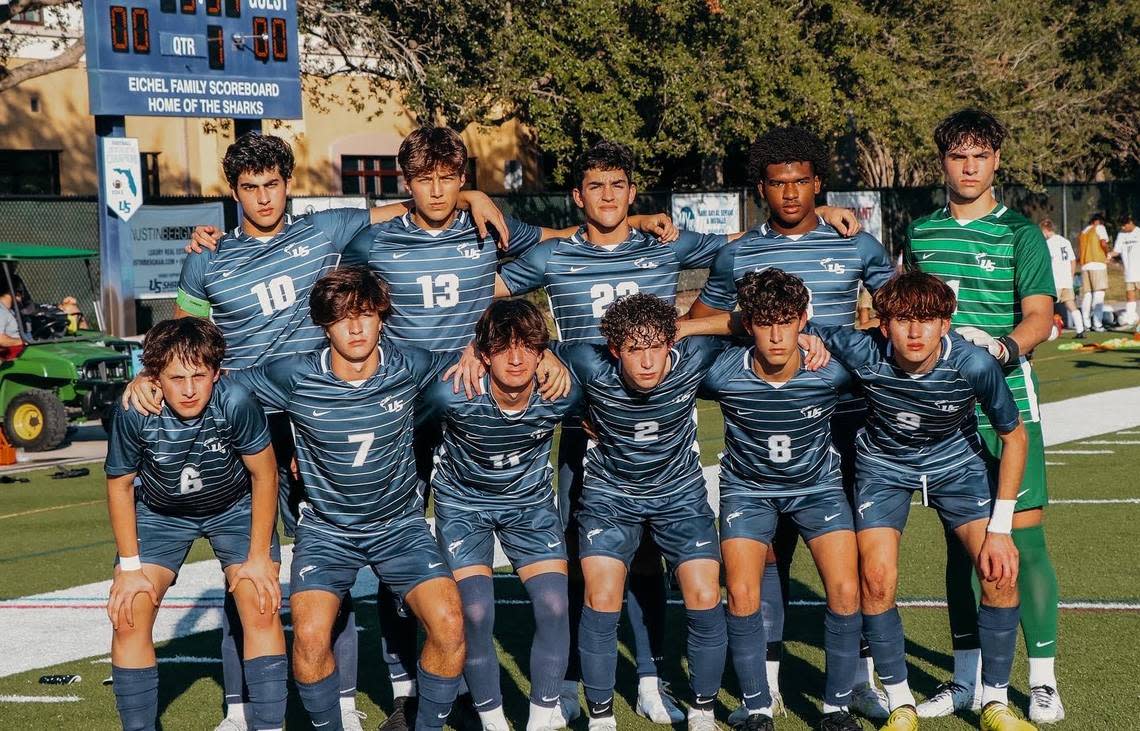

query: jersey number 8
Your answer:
[767,434,792,463]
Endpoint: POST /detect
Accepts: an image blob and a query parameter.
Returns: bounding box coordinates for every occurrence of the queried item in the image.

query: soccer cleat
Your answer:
[213,718,247,731]
[727,690,785,726]
[635,678,685,724]
[819,710,864,730]
[734,711,775,731]
[687,707,720,731]
[877,705,918,731]
[850,684,890,720]
[343,708,367,731]
[1073,330,1086,339]
[587,715,618,731]
[979,701,1035,730]
[379,695,417,731]
[1028,685,1065,724]
[916,681,980,717]
[527,696,579,731]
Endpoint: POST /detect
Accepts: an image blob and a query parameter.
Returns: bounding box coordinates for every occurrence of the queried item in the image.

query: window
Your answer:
[0,150,60,194]
[10,9,43,24]
[140,152,160,198]
[341,155,401,196]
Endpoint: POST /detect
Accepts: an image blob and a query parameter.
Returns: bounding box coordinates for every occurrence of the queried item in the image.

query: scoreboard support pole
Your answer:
[95,114,135,337]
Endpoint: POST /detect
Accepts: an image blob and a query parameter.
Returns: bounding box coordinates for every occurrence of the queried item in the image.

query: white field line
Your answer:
[1045,450,1115,454]
[1079,440,1140,445]
[0,499,103,521]
[0,695,83,703]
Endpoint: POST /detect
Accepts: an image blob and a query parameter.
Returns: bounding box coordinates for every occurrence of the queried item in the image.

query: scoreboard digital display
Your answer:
[83,0,302,118]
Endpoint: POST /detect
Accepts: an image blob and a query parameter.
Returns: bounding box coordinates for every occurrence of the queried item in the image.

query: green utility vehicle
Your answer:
[0,244,139,451]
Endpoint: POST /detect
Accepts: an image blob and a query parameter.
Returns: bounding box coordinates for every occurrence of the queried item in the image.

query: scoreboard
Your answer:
[83,0,302,119]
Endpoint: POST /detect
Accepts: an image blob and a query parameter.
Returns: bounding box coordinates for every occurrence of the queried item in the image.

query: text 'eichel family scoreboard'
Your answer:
[83,0,302,119]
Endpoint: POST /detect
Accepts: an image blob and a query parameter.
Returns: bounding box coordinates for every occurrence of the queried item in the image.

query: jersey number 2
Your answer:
[591,282,639,319]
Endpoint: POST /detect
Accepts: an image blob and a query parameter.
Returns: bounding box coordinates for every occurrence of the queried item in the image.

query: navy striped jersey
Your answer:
[813,326,1020,474]
[342,211,542,353]
[423,376,584,512]
[500,228,724,344]
[554,336,727,501]
[698,220,894,325]
[226,340,454,529]
[177,209,371,369]
[105,380,272,517]
[699,345,852,498]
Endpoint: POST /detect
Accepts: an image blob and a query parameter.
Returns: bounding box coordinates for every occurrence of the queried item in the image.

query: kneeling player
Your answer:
[700,269,862,731]
[425,299,582,731]
[807,272,1032,731]
[105,318,285,731]
[226,267,467,731]
[556,294,728,731]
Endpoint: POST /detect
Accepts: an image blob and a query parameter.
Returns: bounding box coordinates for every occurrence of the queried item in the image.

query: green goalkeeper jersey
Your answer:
[907,203,1056,423]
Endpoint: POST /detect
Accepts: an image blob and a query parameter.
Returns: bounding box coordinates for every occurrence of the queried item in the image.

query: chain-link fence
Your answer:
[2,182,1137,331]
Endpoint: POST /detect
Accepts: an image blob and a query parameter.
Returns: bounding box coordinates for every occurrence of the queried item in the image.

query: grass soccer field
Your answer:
[0,332,1137,729]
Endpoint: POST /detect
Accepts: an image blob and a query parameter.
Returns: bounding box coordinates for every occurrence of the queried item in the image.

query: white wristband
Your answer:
[987,499,1017,534]
[119,555,142,571]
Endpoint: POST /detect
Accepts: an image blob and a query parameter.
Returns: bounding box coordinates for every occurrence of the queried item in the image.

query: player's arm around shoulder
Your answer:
[802,322,879,371]
[853,230,896,291]
[175,246,213,318]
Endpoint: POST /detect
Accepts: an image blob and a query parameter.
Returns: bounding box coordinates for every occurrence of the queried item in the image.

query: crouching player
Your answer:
[806,272,1033,731]
[555,294,728,731]
[225,266,468,731]
[105,318,285,731]
[424,299,582,731]
[700,269,862,731]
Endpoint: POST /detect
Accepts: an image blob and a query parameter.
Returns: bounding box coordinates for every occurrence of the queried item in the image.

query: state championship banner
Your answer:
[826,190,883,243]
[671,192,743,234]
[127,203,225,300]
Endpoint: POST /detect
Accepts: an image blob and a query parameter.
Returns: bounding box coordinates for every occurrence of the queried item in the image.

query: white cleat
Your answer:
[687,707,719,731]
[342,708,368,731]
[849,683,891,720]
[213,718,247,731]
[916,681,980,717]
[636,678,685,724]
[1028,684,1065,724]
[587,715,618,731]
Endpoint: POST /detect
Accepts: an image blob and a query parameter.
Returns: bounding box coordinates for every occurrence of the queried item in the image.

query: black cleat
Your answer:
[1074,330,1086,339]
[734,712,775,731]
[378,695,416,731]
[818,710,864,730]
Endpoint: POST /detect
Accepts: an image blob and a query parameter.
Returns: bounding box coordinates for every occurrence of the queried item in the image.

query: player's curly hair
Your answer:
[872,271,956,323]
[222,133,294,187]
[933,109,1008,156]
[599,293,677,350]
[573,140,635,189]
[747,126,829,188]
[738,269,810,326]
[310,265,391,326]
[141,317,226,374]
[399,126,468,180]
[474,299,550,360]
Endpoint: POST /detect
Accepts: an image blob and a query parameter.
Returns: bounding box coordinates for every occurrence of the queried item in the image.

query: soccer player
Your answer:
[1077,212,1110,332]
[225,266,466,731]
[424,299,582,731]
[105,318,285,731]
[553,293,728,731]
[906,109,1062,724]
[1039,219,1083,337]
[1110,215,1140,327]
[684,125,895,720]
[805,271,1032,731]
[700,269,862,731]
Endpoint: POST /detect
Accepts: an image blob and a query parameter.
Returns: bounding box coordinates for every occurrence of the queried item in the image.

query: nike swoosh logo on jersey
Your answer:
[922,252,936,260]
[547,541,561,548]
[1036,640,1055,648]
[824,513,841,522]
[569,266,587,273]
[220,270,236,277]
[695,540,712,547]
[312,410,331,416]
[428,562,444,569]
[977,499,992,507]
[393,252,411,259]
[1017,488,1030,498]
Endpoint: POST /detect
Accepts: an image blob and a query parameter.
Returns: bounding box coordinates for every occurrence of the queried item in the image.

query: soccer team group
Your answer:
[104,109,1067,731]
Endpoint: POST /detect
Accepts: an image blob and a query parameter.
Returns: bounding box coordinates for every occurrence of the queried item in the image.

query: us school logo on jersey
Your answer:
[673,389,697,404]
[283,242,311,258]
[379,396,405,413]
[447,539,464,556]
[455,241,481,260]
[632,257,659,269]
[974,252,996,272]
[586,528,604,544]
[820,257,847,274]
[530,428,549,440]
[800,405,824,419]
[857,500,874,518]
[202,438,225,453]
[933,400,957,413]
[725,509,744,527]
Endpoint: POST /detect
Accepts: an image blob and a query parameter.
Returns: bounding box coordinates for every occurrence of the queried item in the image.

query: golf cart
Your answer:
[0,243,139,451]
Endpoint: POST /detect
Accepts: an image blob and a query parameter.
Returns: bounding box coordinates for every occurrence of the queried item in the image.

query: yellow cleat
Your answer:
[980,702,1036,730]
[878,705,919,730]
